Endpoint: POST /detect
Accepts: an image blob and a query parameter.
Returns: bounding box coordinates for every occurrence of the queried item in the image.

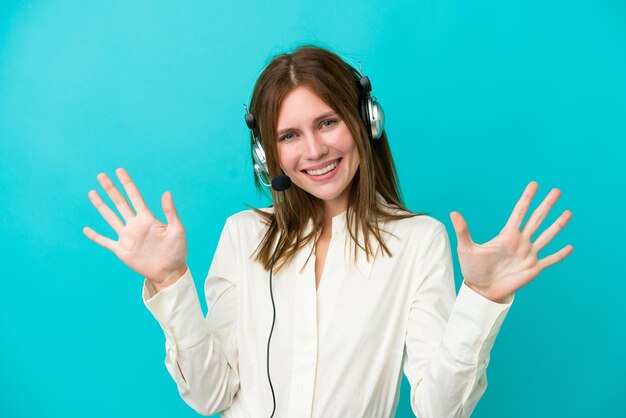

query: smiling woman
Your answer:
[84,44,572,418]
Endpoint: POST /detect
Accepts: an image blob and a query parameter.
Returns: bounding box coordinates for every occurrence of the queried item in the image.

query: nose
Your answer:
[303,132,328,160]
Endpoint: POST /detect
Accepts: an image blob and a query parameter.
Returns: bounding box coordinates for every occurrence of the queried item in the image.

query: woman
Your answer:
[83,45,573,417]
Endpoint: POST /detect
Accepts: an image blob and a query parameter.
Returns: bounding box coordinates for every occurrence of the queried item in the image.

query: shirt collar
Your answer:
[302,202,382,280]
[294,193,386,279]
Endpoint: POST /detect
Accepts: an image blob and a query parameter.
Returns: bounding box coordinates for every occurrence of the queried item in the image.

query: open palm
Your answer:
[83,168,188,285]
[450,181,573,303]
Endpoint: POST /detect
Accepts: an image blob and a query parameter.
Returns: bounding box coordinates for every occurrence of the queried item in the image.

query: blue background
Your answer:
[1,0,624,417]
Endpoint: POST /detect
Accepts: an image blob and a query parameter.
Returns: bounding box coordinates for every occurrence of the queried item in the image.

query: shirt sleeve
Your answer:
[142,217,240,415]
[403,223,514,418]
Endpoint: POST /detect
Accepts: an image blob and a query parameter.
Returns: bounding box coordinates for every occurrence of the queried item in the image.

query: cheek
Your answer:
[334,129,359,162]
[335,125,357,151]
[344,139,361,176]
[351,152,361,169]
[276,146,296,172]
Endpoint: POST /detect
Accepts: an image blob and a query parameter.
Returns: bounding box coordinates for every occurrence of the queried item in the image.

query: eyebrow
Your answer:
[276,111,338,135]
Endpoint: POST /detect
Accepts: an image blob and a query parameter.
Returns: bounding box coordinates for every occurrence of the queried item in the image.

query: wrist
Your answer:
[463,280,509,304]
[152,264,188,292]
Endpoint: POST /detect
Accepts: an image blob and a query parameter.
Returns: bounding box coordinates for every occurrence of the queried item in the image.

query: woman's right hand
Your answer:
[83,168,188,290]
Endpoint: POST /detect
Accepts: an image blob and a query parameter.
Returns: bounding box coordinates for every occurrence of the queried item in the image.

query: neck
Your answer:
[323,201,347,221]
[322,188,349,219]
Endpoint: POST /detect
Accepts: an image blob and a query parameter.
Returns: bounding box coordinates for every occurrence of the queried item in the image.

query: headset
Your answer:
[243,63,385,188]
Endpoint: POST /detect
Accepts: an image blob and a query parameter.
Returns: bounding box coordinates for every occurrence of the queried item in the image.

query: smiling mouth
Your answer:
[302,158,342,176]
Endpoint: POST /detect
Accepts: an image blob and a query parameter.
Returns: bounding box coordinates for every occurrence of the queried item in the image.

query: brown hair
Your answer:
[247,44,425,272]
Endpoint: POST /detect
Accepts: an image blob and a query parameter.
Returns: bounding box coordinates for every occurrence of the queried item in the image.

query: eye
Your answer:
[279,132,295,142]
[321,119,337,128]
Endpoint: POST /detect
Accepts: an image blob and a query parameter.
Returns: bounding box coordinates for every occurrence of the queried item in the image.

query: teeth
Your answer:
[305,159,339,176]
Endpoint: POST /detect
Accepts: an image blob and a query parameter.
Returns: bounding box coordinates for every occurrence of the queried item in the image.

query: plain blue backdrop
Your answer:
[1,0,624,417]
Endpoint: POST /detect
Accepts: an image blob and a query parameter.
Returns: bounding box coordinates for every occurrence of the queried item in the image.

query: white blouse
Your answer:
[142,207,514,417]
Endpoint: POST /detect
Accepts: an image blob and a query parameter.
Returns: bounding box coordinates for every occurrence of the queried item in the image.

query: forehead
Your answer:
[276,86,334,128]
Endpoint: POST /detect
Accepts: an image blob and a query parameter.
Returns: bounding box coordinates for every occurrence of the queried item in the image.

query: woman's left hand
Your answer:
[449,181,573,303]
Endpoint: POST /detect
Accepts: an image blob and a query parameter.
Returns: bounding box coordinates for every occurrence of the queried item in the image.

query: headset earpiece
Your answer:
[244,106,272,187]
[358,75,385,141]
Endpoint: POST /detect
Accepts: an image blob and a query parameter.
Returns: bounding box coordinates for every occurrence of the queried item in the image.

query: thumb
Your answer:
[449,211,473,251]
[162,191,181,225]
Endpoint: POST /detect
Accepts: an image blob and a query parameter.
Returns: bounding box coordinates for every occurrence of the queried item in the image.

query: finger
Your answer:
[450,211,473,251]
[87,190,124,235]
[502,181,539,232]
[83,226,117,253]
[532,209,573,252]
[162,191,182,226]
[522,188,561,238]
[97,172,136,222]
[508,264,542,293]
[115,168,154,217]
[537,244,574,270]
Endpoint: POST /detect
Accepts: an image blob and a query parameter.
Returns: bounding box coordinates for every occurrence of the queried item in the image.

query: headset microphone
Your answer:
[271,175,292,192]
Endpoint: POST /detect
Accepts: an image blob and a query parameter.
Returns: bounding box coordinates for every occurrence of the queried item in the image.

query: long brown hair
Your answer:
[247,44,425,272]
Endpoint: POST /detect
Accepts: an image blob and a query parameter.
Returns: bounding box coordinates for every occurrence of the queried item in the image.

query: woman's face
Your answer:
[275,86,360,217]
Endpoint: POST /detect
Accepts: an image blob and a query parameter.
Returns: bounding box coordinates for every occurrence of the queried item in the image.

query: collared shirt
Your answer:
[142,207,514,417]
